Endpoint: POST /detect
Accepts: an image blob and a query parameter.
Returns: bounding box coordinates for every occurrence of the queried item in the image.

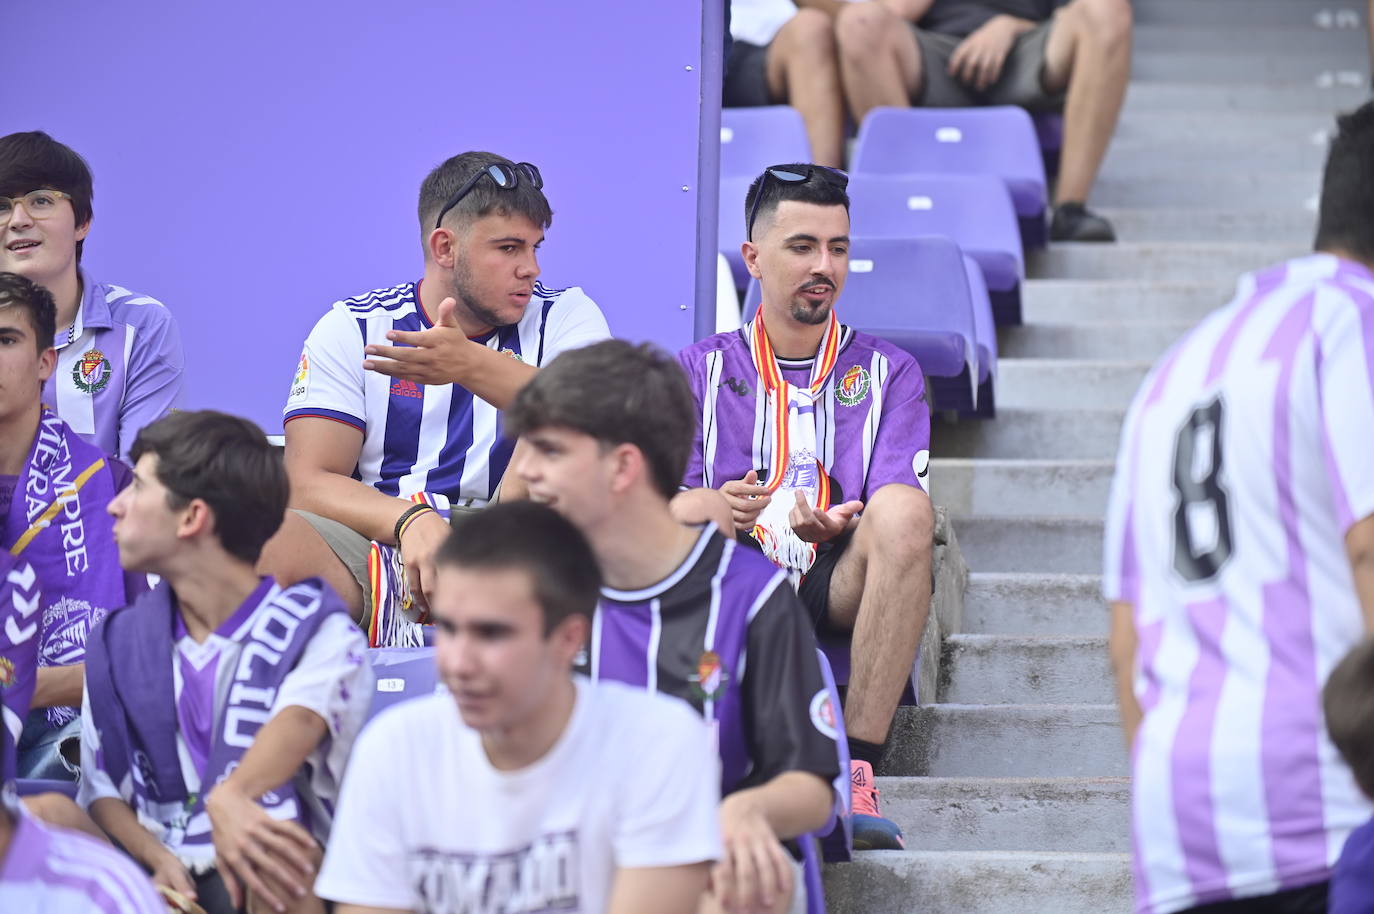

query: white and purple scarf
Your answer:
[5,408,127,727]
[84,577,343,852]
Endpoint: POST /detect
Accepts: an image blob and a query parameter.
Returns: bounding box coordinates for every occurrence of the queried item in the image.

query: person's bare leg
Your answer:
[826,484,933,744]
[1042,0,1133,205]
[836,1,924,124]
[670,488,734,533]
[256,511,364,622]
[767,8,847,168]
[22,793,109,842]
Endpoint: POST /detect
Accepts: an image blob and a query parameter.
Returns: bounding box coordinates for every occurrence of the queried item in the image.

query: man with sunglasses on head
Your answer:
[0,131,184,460]
[263,151,609,645]
[677,163,935,851]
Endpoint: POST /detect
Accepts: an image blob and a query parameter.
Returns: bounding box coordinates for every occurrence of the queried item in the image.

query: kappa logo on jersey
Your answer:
[390,378,423,400]
[835,365,871,407]
[289,352,310,400]
[0,657,13,689]
[414,831,580,914]
[720,376,750,397]
[809,688,838,740]
[72,348,112,394]
[690,650,730,701]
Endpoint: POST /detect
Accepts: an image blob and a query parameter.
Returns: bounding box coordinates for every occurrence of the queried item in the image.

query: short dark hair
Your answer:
[130,411,288,565]
[418,151,553,235]
[506,340,696,500]
[1324,636,1374,799]
[1315,102,1374,261]
[744,163,849,240]
[0,271,56,352]
[0,132,94,263]
[436,501,600,634]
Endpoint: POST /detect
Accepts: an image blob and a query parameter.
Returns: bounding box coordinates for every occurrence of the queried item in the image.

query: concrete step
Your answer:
[1111,110,1336,146]
[824,850,1132,914]
[1091,172,1320,209]
[1133,51,1366,84]
[940,634,1113,704]
[1123,81,1368,113]
[882,703,1128,777]
[963,573,1108,636]
[1023,279,1230,323]
[932,408,1125,460]
[1133,24,1366,54]
[1136,0,1364,30]
[931,458,1113,517]
[1102,139,1328,178]
[1028,242,1301,281]
[954,515,1104,575]
[1098,208,1317,244]
[999,322,1190,360]
[996,360,1150,410]
[879,776,1130,853]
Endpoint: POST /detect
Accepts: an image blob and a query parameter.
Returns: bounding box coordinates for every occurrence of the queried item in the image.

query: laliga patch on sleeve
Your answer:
[913,449,930,480]
[288,351,310,402]
[809,688,839,740]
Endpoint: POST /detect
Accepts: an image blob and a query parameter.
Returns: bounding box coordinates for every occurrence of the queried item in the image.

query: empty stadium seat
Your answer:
[743,235,980,412]
[851,106,1049,249]
[367,646,439,720]
[719,173,754,291]
[847,172,1024,325]
[1034,112,1064,178]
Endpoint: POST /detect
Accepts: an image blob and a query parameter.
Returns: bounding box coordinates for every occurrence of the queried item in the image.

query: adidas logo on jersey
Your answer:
[390,378,422,399]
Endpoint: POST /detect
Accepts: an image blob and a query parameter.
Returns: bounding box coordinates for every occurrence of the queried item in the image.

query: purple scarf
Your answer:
[5,408,126,726]
[84,577,342,849]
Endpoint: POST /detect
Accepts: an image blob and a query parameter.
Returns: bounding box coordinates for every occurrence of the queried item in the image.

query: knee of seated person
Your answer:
[23,792,89,832]
[670,488,733,532]
[1071,0,1133,43]
[780,6,836,53]
[864,484,934,543]
[835,1,896,53]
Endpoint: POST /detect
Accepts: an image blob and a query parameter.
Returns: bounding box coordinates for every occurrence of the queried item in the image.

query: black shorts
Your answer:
[1177,881,1328,914]
[723,40,775,108]
[736,530,854,628]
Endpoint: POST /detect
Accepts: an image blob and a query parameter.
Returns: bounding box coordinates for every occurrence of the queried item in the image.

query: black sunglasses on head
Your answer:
[746,165,849,242]
[433,161,543,230]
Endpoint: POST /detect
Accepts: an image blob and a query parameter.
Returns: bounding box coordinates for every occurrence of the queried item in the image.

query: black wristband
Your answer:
[393,504,435,544]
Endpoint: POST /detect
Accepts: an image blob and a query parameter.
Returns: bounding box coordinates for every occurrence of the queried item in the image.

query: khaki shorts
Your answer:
[912,17,1066,112]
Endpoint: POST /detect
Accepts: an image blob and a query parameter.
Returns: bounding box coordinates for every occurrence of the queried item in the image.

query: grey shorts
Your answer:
[912,17,1066,111]
[723,39,775,108]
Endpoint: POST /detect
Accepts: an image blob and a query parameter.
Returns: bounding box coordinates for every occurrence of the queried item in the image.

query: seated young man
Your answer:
[0,272,143,781]
[317,501,719,914]
[0,718,165,913]
[261,150,610,646]
[508,340,839,914]
[0,131,184,457]
[678,166,934,850]
[79,410,374,914]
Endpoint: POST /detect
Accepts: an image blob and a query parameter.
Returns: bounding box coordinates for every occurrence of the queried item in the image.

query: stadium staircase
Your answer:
[824,1,1369,910]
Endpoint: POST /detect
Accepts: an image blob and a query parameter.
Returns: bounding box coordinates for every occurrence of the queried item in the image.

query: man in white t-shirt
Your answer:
[260,151,610,643]
[78,411,373,914]
[317,501,720,914]
[1105,103,1374,914]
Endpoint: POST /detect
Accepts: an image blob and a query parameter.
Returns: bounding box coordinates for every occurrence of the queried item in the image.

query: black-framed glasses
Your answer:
[433,161,543,230]
[745,165,848,242]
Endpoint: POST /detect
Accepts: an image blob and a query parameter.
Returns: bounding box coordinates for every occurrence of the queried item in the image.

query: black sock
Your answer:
[848,737,884,768]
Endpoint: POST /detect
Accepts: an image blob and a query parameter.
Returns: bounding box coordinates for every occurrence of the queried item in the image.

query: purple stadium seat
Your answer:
[743,235,980,412]
[720,106,812,178]
[719,174,754,291]
[964,254,997,418]
[15,778,78,799]
[851,106,1049,249]
[367,646,439,720]
[1035,112,1064,178]
[848,172,1023,325]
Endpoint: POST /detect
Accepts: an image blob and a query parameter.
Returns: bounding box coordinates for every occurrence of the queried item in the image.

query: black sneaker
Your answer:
[1050,202,1116,242]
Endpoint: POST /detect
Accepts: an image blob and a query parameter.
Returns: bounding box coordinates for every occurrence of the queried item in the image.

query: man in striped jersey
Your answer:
[509,340,839,914]
[263,151,609,639]
[0,131,184,460]
[1106,102,1374,914]
[679,165,934,850]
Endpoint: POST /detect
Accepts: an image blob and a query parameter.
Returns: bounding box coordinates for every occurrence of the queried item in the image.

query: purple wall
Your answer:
[2,2,720,432]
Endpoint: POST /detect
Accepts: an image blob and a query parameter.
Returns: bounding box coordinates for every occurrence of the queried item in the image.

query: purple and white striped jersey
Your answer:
[42,272,184,460]
[0,800,164,913]
[0,555,39,782]
[1103,254,1374,914]
[678,325,931,501]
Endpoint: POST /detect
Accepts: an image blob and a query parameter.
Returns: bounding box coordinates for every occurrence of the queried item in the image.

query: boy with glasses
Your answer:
[261,151,609,645]
[679,164,935,850]
[0,131,184,459]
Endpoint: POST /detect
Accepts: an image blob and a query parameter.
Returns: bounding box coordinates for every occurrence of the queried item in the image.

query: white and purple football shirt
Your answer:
[42,271,184,460]
[1104,254,1374,914]
[679,323,931,501]
[284,280,609,506]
